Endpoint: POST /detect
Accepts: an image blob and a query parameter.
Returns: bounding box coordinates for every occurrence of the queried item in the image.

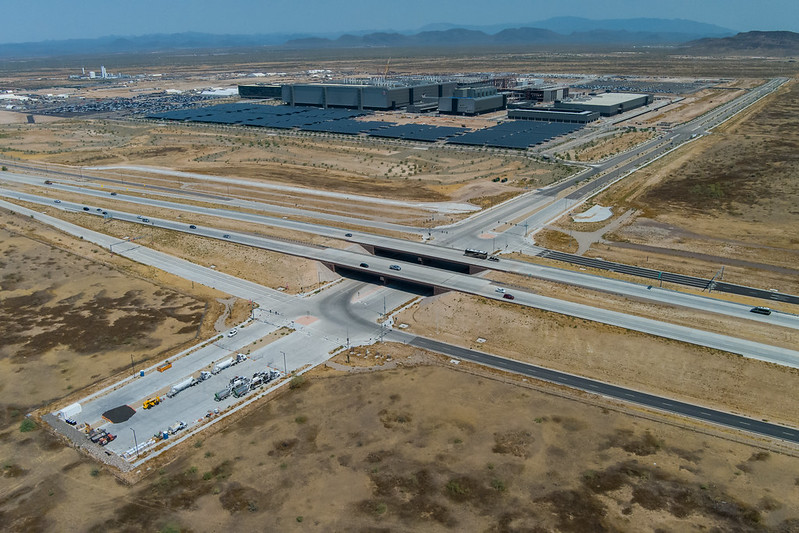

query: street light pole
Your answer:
[281,351,287,375]
[130,428,139,458]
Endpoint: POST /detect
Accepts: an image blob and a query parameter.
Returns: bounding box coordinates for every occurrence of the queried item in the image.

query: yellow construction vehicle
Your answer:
[142,396,161,409]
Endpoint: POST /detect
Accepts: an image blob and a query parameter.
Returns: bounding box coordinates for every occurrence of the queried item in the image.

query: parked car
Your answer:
[389,264,401,271]
[503,293,515,300]
[227,328,238,337]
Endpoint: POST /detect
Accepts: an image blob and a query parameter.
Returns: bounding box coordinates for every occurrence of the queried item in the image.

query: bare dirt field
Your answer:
[483,269,799,349]
[0,118,569,215]
[396,292,799,427]
[564,129,658,162]
[544,80,799,296]
[632,87,747,127]
[2,349,798,532]
[22,202,338,294]
[0,213,225,430]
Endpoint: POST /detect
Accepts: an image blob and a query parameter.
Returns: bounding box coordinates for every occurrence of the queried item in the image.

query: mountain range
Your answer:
[682,30,799,56]
[3,18,792,60]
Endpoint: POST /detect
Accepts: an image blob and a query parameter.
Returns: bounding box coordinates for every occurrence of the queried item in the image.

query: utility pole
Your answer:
[281,351,287,375]
[130,354,135,375]
[130,428,139,458]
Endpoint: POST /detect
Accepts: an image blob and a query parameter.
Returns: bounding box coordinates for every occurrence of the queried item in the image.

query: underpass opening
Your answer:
[373,247,472,274]
[335,267,435,297]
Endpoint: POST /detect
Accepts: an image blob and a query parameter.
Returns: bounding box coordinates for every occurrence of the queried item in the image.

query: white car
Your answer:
[495,287,505,293]
[227,328,238,337]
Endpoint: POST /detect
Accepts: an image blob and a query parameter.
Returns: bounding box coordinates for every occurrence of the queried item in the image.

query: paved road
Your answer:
[5,186,797,332]
[13,198,798,449]
[538,249,799,305]
[403,335,799,444]
[5,194,799,368]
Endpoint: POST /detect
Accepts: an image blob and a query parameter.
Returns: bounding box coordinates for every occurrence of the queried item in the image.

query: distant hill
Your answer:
[0,17,737,59]
[682,31,799,56]
[284,26,712,49]
[419,17,733,39]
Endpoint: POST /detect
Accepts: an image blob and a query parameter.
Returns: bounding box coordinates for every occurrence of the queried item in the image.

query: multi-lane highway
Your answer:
[4,194,799,370]
[3,77,796,452]
[3,187,797,329]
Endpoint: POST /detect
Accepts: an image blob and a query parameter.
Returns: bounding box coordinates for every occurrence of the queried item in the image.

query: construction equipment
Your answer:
[166,377,194,398]
[142,397,161,409]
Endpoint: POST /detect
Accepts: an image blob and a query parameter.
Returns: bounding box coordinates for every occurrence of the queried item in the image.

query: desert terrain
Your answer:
[1,45,798,533]
[538,79,799,298]
[2,345,799,532]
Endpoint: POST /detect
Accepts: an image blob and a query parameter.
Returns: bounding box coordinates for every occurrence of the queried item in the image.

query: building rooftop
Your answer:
[565,92,648,105]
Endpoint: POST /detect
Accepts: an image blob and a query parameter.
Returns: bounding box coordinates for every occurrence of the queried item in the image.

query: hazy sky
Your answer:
[2,0,797,44]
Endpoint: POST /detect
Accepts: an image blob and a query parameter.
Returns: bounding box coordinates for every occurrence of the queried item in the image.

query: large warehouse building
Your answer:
[438,86,506,116]
[281,82,457,110]
[238,85,282,99]
[557,92,653,116]
[508,107,599,124]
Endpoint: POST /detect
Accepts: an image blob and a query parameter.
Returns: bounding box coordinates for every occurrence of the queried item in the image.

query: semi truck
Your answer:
[166,377,194,398]
[214,388,231,402]
[168,421,186,435]
[212,357,234,375]
[211,353,247,375]
[166,371,213,398]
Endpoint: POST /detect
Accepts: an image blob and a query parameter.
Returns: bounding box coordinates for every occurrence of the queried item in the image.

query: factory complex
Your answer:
[238,79,652,120]
[148,78,659,150]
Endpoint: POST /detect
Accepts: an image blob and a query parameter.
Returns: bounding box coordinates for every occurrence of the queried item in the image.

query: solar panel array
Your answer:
[149,104,367,129]
[446,121,582,149]
[369,124,468,142]
[149,103,584,149]
[299,119,388,134]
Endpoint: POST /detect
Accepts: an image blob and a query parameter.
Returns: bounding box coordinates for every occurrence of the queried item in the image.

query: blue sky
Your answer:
[1,0,797,44]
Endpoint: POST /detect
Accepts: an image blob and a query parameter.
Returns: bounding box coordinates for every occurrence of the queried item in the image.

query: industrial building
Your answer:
[281,82,456,110]
[557,92,653,117]
[438,86,507,116]
[508,107,599,124]
[509,85,570,103]
[238,85,282,99]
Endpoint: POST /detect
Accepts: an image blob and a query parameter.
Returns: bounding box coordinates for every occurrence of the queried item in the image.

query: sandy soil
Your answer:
[633,87,746,127]
[396,292,799,427]
[0,110,62,125]
[0,118,567,212]
[549,79,799,297]
[2,349,798,532]
[0,215,220,427]
[483,269,799,349]
[7,197,338,294]
[566,129,657,162]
